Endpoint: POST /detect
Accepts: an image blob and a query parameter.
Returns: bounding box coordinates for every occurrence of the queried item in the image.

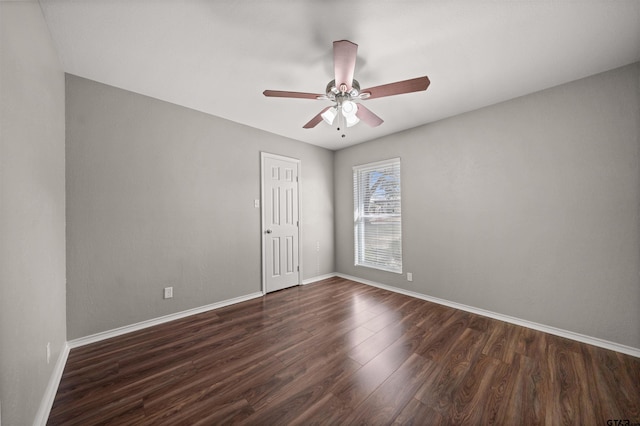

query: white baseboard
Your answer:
[302,273,339,285]
[68,292,264,349]
[33,341,70,426]
[335,273,640,359]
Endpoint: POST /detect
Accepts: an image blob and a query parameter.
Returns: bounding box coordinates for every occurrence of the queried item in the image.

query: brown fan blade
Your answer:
[263,90,323,100]
[303,107,331,129]
[355,103,384,127]
[361,76,430,100]
[334,40,358,93]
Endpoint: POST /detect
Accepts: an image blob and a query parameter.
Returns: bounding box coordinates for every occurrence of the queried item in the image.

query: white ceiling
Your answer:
[39,1,640,151]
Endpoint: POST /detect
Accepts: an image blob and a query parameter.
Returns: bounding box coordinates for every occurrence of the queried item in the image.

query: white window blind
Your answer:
[353,158,402,273]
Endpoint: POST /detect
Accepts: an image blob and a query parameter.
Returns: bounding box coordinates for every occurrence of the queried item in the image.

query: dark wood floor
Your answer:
[49,277,640,425]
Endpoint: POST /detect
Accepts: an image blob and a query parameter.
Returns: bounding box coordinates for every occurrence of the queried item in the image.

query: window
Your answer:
[353,158,402,273]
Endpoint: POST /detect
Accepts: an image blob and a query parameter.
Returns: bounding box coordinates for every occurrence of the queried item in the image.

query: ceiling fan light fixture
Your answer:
[321,106,338,125]
[341,100,357,117]
[345,114,360,127]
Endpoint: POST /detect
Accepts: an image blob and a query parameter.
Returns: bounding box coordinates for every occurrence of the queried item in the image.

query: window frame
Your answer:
[353,157,403,274]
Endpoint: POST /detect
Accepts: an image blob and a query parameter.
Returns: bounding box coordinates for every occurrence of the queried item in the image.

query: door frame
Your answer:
[260,152,302,294]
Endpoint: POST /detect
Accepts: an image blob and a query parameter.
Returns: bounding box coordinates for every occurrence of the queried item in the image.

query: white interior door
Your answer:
[262,153,300,293]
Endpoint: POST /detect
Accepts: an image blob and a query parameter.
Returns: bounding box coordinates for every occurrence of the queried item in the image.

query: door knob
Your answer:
[265,229,272,234]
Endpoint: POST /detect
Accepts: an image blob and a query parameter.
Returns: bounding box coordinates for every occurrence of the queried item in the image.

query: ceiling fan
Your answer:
[263,40,430,136]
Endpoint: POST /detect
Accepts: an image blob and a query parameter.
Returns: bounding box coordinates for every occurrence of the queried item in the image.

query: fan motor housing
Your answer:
[326,79,360,101]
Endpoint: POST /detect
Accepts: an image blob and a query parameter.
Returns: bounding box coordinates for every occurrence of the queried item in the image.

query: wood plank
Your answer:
[392,397,445,425]
[414,327,490,414]
[503,354,546,425]
[343,353,435,424]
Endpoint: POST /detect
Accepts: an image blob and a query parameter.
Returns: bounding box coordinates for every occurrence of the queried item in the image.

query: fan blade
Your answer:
[356,104,384,127]
[263,90,323,100]
[333,40,358,93]
[361,76,430,100]
[303,107,331,129]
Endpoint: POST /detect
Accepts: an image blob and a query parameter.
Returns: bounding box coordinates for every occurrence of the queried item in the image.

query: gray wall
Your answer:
[0,2,67,425]
[335,63,640,349]
[66,75,334,340]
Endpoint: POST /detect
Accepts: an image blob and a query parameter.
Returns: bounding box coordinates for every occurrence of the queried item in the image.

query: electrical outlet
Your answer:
[407,272,413,282]
[164,287,173,299]
[46,342,51,364]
